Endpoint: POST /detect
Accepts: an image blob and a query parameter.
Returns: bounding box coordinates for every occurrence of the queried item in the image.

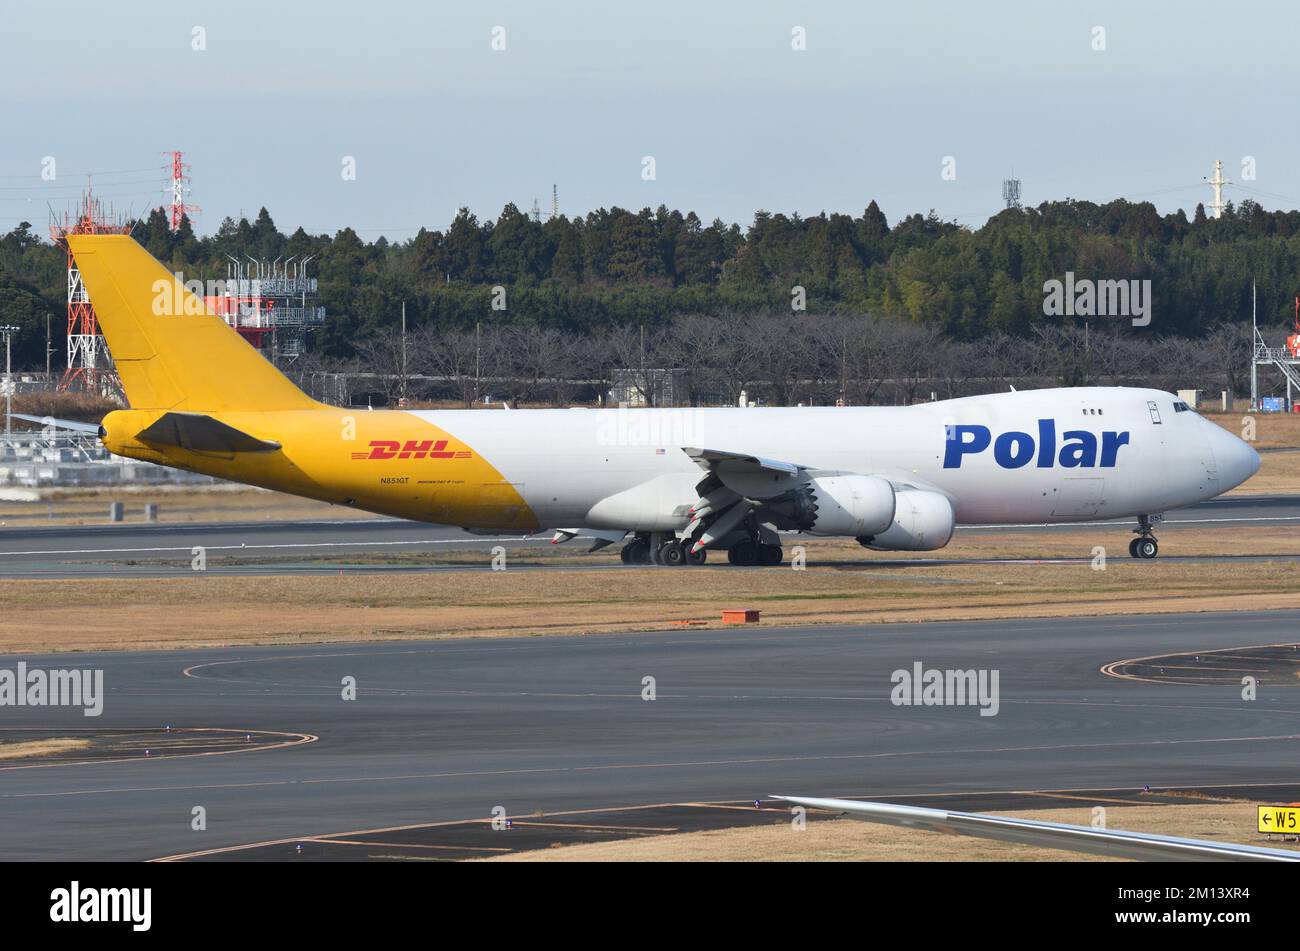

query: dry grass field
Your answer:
[481,801,1300,862]
[0,738,91,761]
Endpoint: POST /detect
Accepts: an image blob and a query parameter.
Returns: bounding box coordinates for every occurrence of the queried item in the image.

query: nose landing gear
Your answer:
[1129,514,1162,559]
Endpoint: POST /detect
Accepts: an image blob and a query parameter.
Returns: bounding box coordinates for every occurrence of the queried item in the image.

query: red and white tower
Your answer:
[166,151,200,231]
[49,185,132,393]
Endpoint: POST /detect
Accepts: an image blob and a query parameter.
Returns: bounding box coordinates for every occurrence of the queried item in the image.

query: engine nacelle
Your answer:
[857,488,955,551]
[795,475,896,537]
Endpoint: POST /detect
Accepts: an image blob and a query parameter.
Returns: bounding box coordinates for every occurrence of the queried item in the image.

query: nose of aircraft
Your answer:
[1206,422,1261,491]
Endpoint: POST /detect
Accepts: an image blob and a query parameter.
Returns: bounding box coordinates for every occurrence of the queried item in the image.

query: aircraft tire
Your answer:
[623,539,651,564]
[659,540,687,567]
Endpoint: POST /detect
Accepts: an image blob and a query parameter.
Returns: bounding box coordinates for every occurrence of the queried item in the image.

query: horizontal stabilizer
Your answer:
[135,413,281,454]
[8,413,102,435]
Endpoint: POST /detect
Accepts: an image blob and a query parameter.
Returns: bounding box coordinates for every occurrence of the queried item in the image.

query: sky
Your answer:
[3,0,1299,240]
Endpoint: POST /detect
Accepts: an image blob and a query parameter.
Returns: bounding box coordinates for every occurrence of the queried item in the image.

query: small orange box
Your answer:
[722,609,760,624]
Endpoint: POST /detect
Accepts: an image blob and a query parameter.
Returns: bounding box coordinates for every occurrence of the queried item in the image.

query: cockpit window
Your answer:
[1173,401,1190,413]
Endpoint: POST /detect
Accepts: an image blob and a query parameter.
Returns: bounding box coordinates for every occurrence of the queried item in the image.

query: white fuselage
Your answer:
[410,387,1259,533]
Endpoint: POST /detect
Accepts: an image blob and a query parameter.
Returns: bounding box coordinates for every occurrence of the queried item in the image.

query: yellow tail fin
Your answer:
[66,234,319,412]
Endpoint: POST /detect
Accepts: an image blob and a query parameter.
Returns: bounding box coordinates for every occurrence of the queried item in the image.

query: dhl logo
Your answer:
[350,439,472,460]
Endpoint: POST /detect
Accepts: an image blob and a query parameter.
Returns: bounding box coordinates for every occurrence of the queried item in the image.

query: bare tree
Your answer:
[353,327,409,404]
[750,314,819,406]
[659,315,729,406]
[417,326,486,407]
[1200,322,1251,398]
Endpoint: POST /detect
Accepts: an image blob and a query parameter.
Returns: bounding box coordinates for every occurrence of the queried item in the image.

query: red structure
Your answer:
[202,290,274,350]
[49,186,131,393]
[1288,297,1300,360]
[166,151,200,232]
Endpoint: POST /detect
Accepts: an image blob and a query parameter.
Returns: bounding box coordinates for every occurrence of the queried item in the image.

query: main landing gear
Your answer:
[1128,514,1161,559]
[619,537,651,564]
[618,535,708,566]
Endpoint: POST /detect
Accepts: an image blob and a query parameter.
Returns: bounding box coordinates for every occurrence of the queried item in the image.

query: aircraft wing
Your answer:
[775,796,1300,862]
[8,413,102,435]
[682,447,804,475]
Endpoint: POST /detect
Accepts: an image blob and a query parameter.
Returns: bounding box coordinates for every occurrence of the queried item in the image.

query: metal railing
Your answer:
[1253,341,1300,395]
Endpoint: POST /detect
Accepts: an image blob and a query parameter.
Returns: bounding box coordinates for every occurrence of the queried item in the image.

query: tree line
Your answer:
[0,195,1296,393]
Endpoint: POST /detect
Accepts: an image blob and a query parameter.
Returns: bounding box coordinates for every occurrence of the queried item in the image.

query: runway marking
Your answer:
[680,802,777,812]
[504,821,678,833]
[180,644,534,680]
[1014,790,1165,807]
[299,838,510,853]
[1101,642,1300,686]
[0,727,317,771]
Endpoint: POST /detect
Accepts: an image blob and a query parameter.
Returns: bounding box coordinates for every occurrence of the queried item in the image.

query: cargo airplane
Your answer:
[67,234,1259,565]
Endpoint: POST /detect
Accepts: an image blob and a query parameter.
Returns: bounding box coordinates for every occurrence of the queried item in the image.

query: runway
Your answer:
[1,609,1297,861]
[0,493,1298,579]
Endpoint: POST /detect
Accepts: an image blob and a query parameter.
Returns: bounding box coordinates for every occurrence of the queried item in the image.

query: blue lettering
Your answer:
[1036,419,1056,468]
[994,431,1035,468]
[1058,430,1098,467]
[944,420,1130,468]
[1100,430,1130,467]
[943,424,990,468]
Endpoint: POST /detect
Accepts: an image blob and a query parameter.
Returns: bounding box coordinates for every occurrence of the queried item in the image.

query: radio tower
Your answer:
[49,184,131,394]
[1206,159,1228,219]
[166,151,200,231]
[1001,177,1022,210]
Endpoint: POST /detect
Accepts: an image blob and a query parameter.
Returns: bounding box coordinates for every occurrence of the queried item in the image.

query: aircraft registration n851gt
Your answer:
[70,234,1259,566]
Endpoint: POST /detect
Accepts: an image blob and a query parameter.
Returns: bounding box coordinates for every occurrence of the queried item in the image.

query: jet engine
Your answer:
[777,474,896,537]
[856,488,955,551]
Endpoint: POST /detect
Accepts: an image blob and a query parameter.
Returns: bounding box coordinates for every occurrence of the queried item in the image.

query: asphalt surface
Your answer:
[1,609,1298,861]
[0,493,1297,578]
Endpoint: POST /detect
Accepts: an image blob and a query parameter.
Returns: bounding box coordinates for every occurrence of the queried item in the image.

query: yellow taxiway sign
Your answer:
[1257,805,1300,834]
